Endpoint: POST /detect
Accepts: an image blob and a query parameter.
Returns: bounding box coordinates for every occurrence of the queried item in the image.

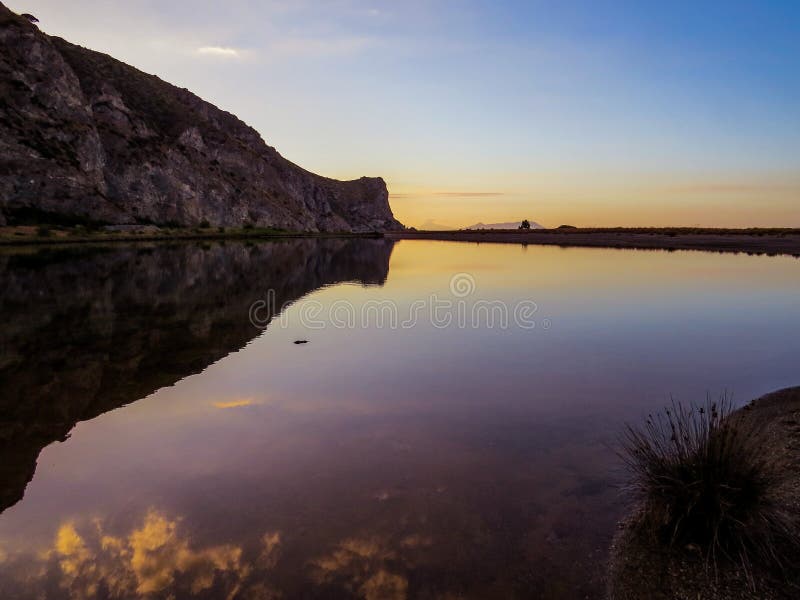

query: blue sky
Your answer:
[12,0,800,227]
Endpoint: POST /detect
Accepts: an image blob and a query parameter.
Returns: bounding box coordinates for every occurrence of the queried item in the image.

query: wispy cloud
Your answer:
[434,192,505,197]
[196,46,244,58]
[667,183,799,194]
[391,191,506,199]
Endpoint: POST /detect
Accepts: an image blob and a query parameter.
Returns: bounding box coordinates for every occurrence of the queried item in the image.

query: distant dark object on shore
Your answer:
[293,340,309,345]
[556,224,577,229]
[466,220,544,230]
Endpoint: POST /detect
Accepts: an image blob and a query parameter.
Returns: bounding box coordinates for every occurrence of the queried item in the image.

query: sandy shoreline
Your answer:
[388,229,800,256]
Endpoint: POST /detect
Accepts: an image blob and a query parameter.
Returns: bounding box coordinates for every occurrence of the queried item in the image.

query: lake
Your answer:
[1,239,799,599]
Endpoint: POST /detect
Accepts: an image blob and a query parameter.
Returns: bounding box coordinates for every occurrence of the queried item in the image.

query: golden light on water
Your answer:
[212,398,257,410]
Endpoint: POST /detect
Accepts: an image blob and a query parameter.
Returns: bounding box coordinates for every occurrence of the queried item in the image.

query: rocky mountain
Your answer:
[466,221,545,230]
[0,4,402,231]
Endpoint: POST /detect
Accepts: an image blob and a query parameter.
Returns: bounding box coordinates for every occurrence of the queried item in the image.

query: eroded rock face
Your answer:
[0,4,402,231]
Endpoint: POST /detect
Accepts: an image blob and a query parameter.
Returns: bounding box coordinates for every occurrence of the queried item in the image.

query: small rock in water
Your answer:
[293,340,309,345]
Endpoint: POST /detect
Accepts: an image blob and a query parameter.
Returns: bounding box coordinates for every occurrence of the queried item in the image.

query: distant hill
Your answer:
[466,221,545,230]
[417,219,456,231]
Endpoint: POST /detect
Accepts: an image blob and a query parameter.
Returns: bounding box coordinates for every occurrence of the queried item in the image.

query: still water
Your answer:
[1,239,799,599]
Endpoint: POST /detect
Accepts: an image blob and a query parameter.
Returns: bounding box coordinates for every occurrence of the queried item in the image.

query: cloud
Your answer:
[666,183,799,194]
[390,191,506,199]
[433,192,505,197]
[196,46,244,58]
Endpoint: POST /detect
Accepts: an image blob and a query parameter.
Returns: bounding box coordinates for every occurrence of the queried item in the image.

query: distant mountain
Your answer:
[0,3,402,231]
[418,219,456,230]
[466,221,545,230]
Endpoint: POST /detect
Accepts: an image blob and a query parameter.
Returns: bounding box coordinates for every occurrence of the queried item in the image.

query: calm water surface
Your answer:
[1,239,799,599]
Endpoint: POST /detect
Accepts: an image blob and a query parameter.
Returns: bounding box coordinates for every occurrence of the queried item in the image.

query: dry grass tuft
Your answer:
[619,396,800,578]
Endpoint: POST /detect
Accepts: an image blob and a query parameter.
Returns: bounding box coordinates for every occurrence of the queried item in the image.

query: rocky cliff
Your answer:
[0,4,402,231]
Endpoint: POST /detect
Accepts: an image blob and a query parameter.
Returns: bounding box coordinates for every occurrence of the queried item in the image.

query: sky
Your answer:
[10,0,800,228]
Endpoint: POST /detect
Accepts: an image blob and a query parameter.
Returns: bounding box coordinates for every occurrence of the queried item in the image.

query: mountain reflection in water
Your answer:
[0,239,394,514]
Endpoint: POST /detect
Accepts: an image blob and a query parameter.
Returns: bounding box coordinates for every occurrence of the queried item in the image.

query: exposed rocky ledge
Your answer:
[0,3,402,231]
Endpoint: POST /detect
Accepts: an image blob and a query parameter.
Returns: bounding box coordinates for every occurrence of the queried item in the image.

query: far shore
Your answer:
[389,228,800,256]
[7,225,800,256]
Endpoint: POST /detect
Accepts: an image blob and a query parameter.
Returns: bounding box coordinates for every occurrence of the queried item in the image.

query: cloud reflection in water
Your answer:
[1,510,282,599]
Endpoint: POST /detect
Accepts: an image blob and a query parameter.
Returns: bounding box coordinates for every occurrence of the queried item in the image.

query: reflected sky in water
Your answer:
[1,240,799,599]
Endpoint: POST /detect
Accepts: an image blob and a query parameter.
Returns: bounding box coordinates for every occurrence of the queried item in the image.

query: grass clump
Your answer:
[619,396,799,576]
